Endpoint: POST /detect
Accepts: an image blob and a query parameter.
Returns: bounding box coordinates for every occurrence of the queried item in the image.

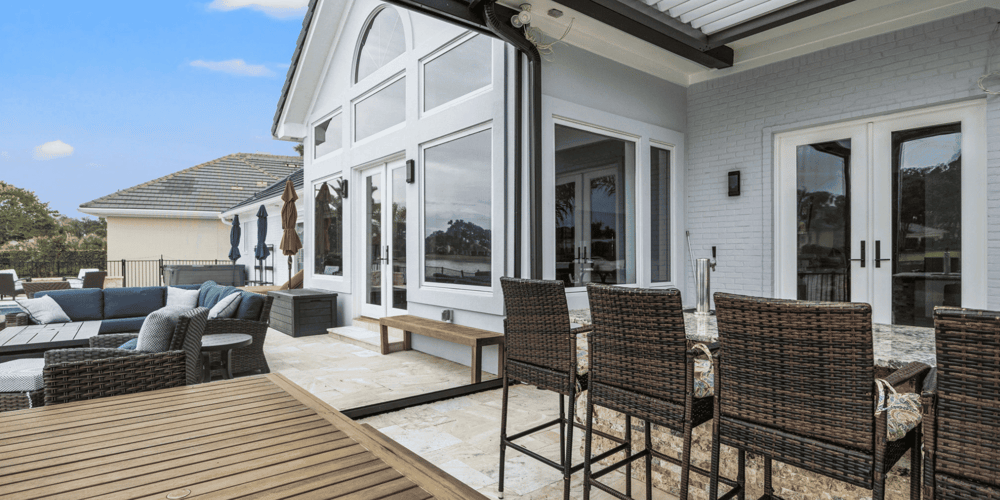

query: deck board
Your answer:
[0,374,486,500]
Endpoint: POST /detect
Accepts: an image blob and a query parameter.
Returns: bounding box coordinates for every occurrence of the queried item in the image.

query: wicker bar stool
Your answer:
[710,293,930,500]
[922,306,1000,499]
[584,284,738,500]
[499,277,619,500]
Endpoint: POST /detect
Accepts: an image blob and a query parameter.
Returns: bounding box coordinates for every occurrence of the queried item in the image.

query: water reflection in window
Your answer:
[424,129,492,287]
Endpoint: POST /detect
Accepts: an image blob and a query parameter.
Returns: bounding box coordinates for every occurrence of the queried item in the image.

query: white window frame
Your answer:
[352,72,407,145]
[419,31,493,117]
[312,109,343,160]
[310,173,349,292]
[351,5,405,86]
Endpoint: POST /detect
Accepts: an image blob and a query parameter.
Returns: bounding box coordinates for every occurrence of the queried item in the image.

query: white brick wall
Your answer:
[685,8,1000,309]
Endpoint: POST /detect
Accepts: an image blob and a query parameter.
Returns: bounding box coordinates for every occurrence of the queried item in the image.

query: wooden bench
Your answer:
[379,315,504,384]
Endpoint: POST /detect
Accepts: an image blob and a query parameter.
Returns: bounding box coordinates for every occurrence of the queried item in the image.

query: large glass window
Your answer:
[314,179,344,276]
[355,7,405,83]
[355,78,405,142]
[423,35,491,112]
[314,113,342,158]
[554,124,636,287]
[796,140,851,302]
[424,129,492,287]
[650,147,670,282]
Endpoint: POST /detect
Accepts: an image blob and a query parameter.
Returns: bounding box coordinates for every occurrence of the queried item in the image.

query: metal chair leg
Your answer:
[498,372,509,499]
[583,392,595,500]
[910,428,921,500]
[625,415,632,498]
[737,448,746,500]
[564,389,577,500]
[680,420,693,500]
[645,419,653,500]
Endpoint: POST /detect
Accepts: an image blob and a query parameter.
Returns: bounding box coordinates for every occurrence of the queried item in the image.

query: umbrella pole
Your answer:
[288,256,293,288]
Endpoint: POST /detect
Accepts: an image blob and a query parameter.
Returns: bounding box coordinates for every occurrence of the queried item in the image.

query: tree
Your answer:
[293,143,304,156]
[0,181,59,243]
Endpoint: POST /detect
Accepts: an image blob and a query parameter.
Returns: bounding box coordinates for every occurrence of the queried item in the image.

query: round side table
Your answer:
[200,334,252,383]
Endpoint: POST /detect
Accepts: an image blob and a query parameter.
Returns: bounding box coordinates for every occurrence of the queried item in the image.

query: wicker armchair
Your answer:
[710,293,930,500]
[81,271,107,289]
[584,284,734,500]
[922,306,1000,499]
[499,277,604,500]
[0,273,19,300]
[42,307,209,405]
[204,294,273,377]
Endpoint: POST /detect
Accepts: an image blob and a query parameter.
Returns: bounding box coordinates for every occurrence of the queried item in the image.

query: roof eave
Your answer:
[78,207,222,220]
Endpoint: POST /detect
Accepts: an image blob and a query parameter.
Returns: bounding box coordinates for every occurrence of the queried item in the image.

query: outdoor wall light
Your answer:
[728,171,740,196]
[337,179,348,198]
[511,4,531,28]
[406,159,415,183]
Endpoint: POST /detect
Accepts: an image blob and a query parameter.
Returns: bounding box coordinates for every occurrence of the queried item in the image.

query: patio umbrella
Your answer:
[228,215,241,285]
[254,205,270,284]
[279,179,302,284]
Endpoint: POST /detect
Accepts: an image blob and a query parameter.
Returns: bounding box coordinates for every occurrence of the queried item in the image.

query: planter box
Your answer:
[268,289,338,337]
[163,265,246,286]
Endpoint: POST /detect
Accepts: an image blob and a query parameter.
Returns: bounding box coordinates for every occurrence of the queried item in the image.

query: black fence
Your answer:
[106,259,232,288]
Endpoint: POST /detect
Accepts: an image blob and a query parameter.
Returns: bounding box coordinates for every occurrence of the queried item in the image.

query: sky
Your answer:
[0,0,309,218]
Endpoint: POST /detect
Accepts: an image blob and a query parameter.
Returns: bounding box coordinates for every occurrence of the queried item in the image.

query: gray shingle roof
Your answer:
[227,168,304,213]
[80,153,303,213]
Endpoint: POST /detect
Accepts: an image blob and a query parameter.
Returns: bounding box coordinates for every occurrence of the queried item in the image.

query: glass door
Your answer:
[358,159,407,318]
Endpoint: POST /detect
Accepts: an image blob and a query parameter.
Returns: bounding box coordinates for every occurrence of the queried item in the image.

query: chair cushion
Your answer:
[119,338,138,350]
[15,296,71,324]
[99,317,146,334]
[208,292,242,319]
[136,305,189,352]
[235,292,265,321]
[884,392,922,442]
[199,281,239,309]
[693,359,714,398]
[36,289,104,321]
[0,359,45,392]
[104,287,165,320]
[166,287,199,309]
[0,269,19,282]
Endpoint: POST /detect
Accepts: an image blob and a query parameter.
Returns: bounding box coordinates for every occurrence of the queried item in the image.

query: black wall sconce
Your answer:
[728,171,740,197]
[337,178,349,198]
[406,159,415,183]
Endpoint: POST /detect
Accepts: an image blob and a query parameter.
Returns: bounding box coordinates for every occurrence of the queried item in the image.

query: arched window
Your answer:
[354,7,405,83]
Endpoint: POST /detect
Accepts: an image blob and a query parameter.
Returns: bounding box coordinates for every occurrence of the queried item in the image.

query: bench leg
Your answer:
[472,342,483,384]
[380,324,389,355]
[403,330,411,351]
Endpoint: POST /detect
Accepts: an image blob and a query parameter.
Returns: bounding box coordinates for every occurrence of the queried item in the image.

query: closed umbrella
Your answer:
[228,215,241,286]
[255,205,270,284]
[279,179,302,285]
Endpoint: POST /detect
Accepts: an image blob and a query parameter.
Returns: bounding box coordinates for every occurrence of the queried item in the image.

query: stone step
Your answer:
[351,316,381,332]
[327,325,404,354]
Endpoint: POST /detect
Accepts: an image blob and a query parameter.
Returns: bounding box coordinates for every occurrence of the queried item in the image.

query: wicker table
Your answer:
[0,321,102,362]
[200,333,252,382]
[0,374,487,499]
[21,281,70,299]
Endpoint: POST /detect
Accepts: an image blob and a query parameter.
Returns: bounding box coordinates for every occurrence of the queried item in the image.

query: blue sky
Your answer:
[0,1,308,218]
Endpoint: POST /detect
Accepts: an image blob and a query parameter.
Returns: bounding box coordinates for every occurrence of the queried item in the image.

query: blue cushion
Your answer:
[99,317,146,334]
[36,289,104,321]
[174,284,201,291]
[103,287,165,320]
[119,338,138,350]
[235,292,265,320]
[198,281,218,308]
[198,281,238,310]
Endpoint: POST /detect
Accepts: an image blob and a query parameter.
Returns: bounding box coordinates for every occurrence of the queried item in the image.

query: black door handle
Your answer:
[850,241,866,268]
[874,240,891,268]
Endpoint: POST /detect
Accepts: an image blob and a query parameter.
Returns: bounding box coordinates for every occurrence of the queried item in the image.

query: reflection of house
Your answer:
[272,0,997,366]
[80,153,302,262]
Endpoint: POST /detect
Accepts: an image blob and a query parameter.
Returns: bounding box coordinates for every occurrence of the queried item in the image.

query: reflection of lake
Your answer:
[425,256,490,275]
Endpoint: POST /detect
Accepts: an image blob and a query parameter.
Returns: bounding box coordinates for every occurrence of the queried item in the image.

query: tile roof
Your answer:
[80,153,303,213]
[227,168,304,213]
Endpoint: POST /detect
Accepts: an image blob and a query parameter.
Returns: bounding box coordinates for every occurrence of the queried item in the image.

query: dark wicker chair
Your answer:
[0,273,24,300]
[922,306,1000,499]
[584,284,734,500]
[710,293,931,500]
[499,277,607,500]
[205,293,274,377]
[81,271,107,289]
[42,307,209,405]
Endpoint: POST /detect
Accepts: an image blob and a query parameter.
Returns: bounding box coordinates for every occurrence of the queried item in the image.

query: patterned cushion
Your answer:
[208,292,242,319]
[136,305,189,352]
[15,295,71,324]
[166,286,199,309]
[104,287,166,319]
[119,338,138,350]
[692,344,715,398]
[36,288,104,321]
[876,379,922,442]
[0,359,45,392]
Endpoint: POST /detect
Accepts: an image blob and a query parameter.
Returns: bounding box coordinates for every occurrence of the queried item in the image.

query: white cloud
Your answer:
[33,140,74,160]
[207,0,308,18]
[1,151,9,161]
[190,59,275,77]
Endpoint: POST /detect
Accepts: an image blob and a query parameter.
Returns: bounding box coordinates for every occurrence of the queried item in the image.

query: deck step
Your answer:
[351,316,381,332]
[328,325,404,354]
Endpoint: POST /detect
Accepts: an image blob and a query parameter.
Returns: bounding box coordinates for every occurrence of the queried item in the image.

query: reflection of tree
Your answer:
[555,183,574,226]
[897,158,961,250]
[315,182,344,270]
[425,219,491,256]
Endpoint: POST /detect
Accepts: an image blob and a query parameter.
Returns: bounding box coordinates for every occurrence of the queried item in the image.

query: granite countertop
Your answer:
[569,309,935,369]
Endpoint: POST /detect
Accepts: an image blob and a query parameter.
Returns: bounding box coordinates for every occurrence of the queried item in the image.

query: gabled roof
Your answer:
[226,168,305,214]
[272,0,320,139]
[79,153,303,215]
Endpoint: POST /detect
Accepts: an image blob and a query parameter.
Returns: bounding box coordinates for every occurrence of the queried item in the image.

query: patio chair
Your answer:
[42,307,209,405]
[0,273,19,300]
[81,271,107,289]
[584,284,732,500]
[204,293,274,377]
[710,293,931,500]
[499,277,602,500]
[922,306,1000,499]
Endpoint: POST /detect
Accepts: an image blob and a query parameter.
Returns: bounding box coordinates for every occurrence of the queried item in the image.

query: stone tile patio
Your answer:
[264,329,679,499]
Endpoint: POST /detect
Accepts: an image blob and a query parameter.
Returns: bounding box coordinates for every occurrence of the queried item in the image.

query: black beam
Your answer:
[551,0,733,68]
[341,379,504,419]
[379,0,510,37]
[706,0,857,48]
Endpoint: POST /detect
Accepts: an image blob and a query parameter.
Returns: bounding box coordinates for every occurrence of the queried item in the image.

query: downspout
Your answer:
[512,51,522,277]
[482,1,543,279]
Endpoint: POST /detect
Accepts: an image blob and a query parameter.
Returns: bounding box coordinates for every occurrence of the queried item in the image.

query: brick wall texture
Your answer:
[685,8,1000,308]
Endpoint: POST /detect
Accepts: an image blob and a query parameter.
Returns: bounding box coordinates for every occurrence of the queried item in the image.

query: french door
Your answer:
[776,102,986,326]
[556,167,625,287]
[358,159,408,319]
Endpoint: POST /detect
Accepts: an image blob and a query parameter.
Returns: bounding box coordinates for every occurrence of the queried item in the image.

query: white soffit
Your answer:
[647,0,806,35]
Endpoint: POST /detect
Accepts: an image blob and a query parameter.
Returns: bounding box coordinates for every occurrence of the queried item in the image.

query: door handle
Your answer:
[850,241,866,268]
[874,240,891,268]
[383,245,390,264]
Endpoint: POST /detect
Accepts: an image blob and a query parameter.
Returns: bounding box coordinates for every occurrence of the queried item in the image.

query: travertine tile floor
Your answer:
[264,329,678,499]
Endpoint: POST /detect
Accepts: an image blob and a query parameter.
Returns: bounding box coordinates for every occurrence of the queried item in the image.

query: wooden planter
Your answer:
[268,289,338,337]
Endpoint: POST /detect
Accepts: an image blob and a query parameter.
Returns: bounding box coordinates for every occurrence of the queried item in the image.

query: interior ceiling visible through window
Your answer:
[639,0,807,35]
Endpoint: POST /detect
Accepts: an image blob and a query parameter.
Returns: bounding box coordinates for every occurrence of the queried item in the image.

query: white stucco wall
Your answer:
[106,216,230,261]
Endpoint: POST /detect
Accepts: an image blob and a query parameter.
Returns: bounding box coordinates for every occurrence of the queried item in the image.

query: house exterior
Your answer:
[79,153,302,262]
[272,0,999,369]
[221,169,306,287]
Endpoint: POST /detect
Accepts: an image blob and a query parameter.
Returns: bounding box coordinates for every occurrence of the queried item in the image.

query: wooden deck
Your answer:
[0,374,487,500]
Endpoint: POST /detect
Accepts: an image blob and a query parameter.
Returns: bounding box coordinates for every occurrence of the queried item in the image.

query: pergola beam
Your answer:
[706,0,856,48]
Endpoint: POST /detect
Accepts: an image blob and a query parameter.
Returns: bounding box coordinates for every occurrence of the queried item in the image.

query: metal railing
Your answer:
[0,254,242,288]
[106,258,230,288]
